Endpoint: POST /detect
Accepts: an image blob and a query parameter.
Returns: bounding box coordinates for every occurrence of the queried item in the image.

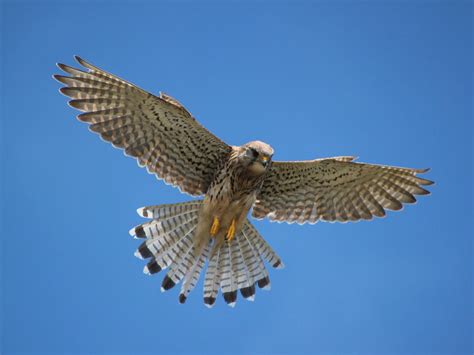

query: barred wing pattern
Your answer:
[253,157,433,224]
[54,56,231,196]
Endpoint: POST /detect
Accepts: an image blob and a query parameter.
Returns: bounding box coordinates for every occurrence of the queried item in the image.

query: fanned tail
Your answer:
[202,219,284,308]
[130,201,284,307]
[130,201,202,292]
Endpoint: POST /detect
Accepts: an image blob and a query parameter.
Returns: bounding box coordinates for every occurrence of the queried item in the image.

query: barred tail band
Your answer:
[129,200,284,307]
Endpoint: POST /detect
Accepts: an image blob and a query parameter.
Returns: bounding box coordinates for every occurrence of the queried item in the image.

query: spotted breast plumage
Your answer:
[54,57,433,307]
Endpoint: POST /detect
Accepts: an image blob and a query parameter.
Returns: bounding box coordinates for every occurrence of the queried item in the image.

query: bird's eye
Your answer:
[249,148,259,158]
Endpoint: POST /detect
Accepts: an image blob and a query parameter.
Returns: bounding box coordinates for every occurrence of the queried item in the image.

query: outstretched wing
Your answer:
[252,157,433,224]
[54,56,231,196]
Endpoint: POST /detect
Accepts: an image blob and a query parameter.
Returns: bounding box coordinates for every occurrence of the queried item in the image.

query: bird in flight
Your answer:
[54,57,433,307]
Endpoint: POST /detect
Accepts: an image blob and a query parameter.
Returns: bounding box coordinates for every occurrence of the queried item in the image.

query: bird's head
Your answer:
[238,141,274,175]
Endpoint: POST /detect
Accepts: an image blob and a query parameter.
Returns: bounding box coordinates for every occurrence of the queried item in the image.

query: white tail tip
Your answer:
[228,302,236,308]
[143,266,150,275]
[134,250,144,259]
[137,207,147,218]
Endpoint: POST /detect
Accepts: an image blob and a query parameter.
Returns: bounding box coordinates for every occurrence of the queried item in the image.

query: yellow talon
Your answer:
[210,217,220,237]
[226,219,236,243]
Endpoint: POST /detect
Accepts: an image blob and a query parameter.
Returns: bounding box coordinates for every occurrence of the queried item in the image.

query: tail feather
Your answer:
[243,222,284,269]
[241,227,271,290]
[145,223,197,274]
[232,237,251,291]
[224,242,239,307]
[161,227,197,289]
[137,201,202,219]
[219,224,272,306]
[203,246,223,308]
[219,244,233,302]
[234,233,255,301]
[132,201,283,307]
[129,211,197,239]
[179,241,211,303]
[136,216,197,264]
[218,245,238,307]
[238,230,263,288]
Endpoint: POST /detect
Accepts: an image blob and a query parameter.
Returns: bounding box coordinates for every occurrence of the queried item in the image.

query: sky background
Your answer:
[1,1,472,354]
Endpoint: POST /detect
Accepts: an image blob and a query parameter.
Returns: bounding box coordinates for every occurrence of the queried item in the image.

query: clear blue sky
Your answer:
[1,1,472,354]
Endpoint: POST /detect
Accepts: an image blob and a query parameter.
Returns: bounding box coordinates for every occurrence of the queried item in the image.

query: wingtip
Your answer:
[56,62,69,72]
[416,167,431,174]
[416,174,434,186]
[52,74,63,83]
[423,177,435,186]
[67,100,79,109]
[58,87,73,98]
[74,55,89,68]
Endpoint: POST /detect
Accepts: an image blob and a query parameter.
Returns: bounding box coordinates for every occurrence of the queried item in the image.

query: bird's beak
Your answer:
[260,155,269,167]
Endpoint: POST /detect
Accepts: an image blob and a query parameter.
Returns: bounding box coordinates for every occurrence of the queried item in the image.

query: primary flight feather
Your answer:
[54,56,433,307]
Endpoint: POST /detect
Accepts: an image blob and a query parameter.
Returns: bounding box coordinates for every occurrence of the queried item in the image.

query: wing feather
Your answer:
[253,158,433,224]
[54,56,231,196]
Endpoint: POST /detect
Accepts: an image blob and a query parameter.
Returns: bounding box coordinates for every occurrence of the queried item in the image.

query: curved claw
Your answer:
[226,219,236,243]
[210,216,219,237]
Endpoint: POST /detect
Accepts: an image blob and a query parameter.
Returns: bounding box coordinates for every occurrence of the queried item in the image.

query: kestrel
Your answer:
[54,57,433,307]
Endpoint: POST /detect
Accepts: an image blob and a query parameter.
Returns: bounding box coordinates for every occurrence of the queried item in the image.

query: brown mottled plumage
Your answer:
[54,57,433,308]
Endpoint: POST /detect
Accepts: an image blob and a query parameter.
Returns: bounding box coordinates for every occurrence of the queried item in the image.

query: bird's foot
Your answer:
[210,216,220,237]
[226,219,236,243]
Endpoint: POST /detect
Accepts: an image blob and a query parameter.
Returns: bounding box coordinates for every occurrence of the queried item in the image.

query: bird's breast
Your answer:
[201,160,264,234]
